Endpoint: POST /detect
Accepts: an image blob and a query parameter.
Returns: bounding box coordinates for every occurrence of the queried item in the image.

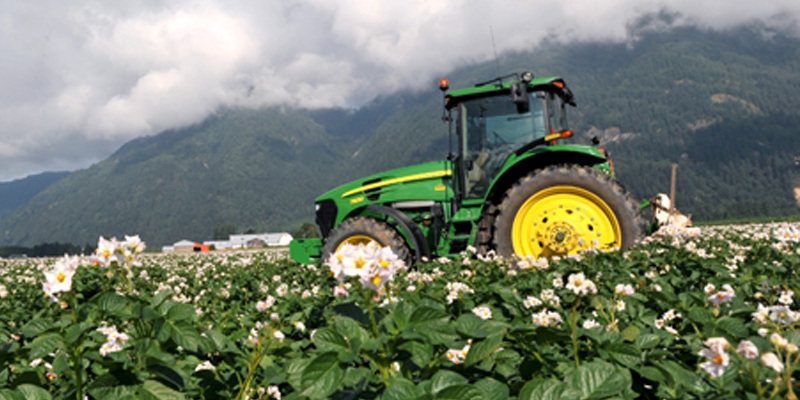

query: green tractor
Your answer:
[290,71,643,265]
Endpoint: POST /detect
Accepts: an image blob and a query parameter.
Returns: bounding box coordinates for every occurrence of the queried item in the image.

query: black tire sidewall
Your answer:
[320,217,411,264]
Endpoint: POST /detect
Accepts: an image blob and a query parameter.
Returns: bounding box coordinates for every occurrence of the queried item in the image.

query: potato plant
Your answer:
[0,223,799,399]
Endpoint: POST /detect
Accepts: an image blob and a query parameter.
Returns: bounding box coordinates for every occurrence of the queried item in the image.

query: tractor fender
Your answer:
[485,146,609,207]
[366,204,432,263]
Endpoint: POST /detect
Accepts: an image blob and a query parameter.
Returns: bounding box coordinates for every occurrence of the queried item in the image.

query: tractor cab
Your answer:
[441,73,577,200]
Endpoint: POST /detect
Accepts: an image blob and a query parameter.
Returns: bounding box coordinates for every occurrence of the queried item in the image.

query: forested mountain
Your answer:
[1,26,798,247]
[0,172,68,222]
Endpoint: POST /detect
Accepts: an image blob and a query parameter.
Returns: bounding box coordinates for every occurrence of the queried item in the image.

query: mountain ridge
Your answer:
[2,26,798,247]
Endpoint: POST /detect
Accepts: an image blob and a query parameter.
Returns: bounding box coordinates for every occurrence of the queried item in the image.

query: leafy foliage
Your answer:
[1,223,800,398]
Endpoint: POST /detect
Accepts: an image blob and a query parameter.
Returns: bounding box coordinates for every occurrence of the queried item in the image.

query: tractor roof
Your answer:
[444,75,571,109]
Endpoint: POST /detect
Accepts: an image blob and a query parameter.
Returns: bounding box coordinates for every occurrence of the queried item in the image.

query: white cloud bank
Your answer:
[0,0,798,181]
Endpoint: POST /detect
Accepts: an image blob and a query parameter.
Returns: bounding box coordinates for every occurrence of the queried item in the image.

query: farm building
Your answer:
[166,233,293,252]
[172,240,210,253]
[229,233,293,248]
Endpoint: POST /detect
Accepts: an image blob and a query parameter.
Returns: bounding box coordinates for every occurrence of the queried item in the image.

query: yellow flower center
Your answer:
[355,258,366,269]
[371,275,382,287]
[575,279,582,287]
[57,272,66,283]
[103,249,111,258]
[379,260,390,269]
[713,354,724,364]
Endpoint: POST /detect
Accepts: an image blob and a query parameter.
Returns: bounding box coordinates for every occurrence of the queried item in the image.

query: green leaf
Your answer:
[94,292,129,313]
[398,340,433,370]
[456,314,490,338]
[26,332,64,359]
[64,321,94,345]
[654,360,700,390]
[165,303,197,322]
[436,384,488,400]
[464,334,503,366]
[430,370,468,395]
[409,306,449,324]
[285,358,312,389]
[634,333,662,350]
[383,378,422,400]
[569,360,632,399]
[300,352,344,399]
[15,385,51,400]
[518,379,581,400]
[138,380,185,400]
[598,342,642,368]
[713,316,748,339]
[87,371,141,399]
[20,319,52,338]
[341,367,370,388]
[0,389,25,400]
[685,306,713,325]
[474,377,509,400]
[168,321,202,352]
[312,327,349,352]
[620,325,640,342]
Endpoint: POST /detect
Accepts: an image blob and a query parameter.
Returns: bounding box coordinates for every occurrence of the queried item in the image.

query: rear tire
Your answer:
[493,166,643,258]
[320,217,411,264]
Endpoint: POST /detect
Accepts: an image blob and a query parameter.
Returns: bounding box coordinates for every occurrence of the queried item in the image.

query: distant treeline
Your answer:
[0,242,93,258]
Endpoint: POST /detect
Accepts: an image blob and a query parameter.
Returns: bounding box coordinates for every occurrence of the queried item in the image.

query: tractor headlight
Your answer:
[521,71,534,83]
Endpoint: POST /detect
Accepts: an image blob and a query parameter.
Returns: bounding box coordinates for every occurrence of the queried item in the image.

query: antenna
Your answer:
[490,26,500,76]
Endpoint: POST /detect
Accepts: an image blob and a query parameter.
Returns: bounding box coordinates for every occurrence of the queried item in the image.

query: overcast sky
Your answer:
[1,0,798,182]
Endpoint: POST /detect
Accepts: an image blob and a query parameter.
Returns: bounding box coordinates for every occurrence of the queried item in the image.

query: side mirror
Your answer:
[511,82,530,113]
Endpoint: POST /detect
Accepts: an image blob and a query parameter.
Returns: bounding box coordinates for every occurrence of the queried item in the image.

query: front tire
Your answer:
[493,166,643,258]
[320,217,411,264]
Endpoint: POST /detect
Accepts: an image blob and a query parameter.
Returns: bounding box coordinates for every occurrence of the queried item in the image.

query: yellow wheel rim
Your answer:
[512,185,622,257]
[335,235,379,252]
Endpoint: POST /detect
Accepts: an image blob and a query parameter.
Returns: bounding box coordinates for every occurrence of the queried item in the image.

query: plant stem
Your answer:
[570,304,581,368]
[68,293,84,400]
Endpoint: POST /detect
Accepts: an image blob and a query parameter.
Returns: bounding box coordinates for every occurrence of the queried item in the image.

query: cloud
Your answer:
[0,0,798,181]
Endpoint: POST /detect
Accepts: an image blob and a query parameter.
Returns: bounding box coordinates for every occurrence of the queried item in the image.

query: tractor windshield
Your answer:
[459,90,568,198]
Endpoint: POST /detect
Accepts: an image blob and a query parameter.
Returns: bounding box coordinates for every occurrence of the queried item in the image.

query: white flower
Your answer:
[779,290,794,305]
[93,236,120,267]
[472,306,492,320]
[256,295,276,313]
[699,337,730,378]
[768,305,798,325]
[294,321,306,332]
[565,273,597,296]
[273,330,285,343]
[736,340,759,360]
[707,285,735,306]
[761,352,784,373]
[194,360,216,372]
[662,309,681,321]
[97,325,130,356]
[523,296,542,309]
[42,255,80,299]
[266,385,282,399]
[614,284,635,297]
[615,300,626,312]
[532,309,563,328]
[770,333,789,349]
[540,289,561,307]
[704,283,716,296]
[445,341,472,365]
[582,319,601,329]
